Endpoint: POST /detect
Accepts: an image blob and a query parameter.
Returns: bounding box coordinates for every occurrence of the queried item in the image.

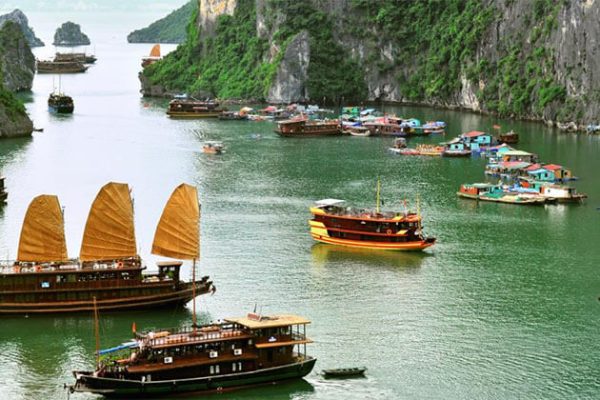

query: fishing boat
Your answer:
[202,141,223,154]
[54,52,97,64]
[218,111,248,120]
[70,311,316,397]
[309,187,436,251]
[344,126,371,136]
[363,121,406,136]
[389,147,420,155]
[322,367,366,378]
[514,178,587,203]
[498,130,519,144]
[48,93,74,114]
[416,144,444,156]
[457,183,547,205]
[142,44,161,68]
[274,118,341,137]
[167,99,226,118]
[0,183,214,314]
[37,60,88,74]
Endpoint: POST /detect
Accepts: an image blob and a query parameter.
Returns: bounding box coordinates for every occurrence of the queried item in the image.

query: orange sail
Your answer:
[149,44,161,58]
[80,182,137,261]
[17,195,68,262]
[151,184,199,260]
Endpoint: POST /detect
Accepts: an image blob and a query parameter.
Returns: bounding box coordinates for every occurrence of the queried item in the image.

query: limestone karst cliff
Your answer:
[0,9,44,48]
[141,0,600,127]
[0,21,35,92]
[53,22,91,46]
[0,20,34,138]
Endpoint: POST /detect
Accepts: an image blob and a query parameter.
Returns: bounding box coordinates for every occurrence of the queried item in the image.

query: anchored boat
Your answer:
[142,44,161,68]
[0,183,214,314]
[37,60,88,73]
[275,118,341,137]
[167,98,226,118]
[309,194,435,251]
[48,93,74,113]
[457,183,548,205]
[70,313,316,397]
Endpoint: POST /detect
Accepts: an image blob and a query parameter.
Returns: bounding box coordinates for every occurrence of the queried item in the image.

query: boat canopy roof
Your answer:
[152,184,200,260]
[225,314,311,329]
[465,183,495,188]
[315,199,346,207]
[17,195,69,263]
[504,150,534,156]
[80,182,137,262]
[462,130,487,138]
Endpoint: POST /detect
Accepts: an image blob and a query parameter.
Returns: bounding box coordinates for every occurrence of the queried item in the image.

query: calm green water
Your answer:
[1,4,600,400]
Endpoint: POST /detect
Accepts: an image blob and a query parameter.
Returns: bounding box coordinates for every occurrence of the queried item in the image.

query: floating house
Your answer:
[459,131,495,150]
[501,150,538,163]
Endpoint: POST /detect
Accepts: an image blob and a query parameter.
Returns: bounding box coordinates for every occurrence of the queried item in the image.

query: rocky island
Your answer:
[0,21,35,92]
[0,21,34,138]
[53,21,90,46]
[127,0,196,44]
[141,0,600,130]
[0,9,44,47]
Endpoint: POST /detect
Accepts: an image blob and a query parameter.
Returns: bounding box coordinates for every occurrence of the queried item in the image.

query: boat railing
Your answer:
[141,324,248,347]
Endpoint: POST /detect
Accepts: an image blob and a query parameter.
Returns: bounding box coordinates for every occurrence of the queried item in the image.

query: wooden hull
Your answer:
[311,233,435,251]
[0,280,213,314]
[48,104,74,114]
[457,192,546,205]
[275,128,342,137]
[72,357,316,398]
[443,151,471,157]
[167,111,222,119]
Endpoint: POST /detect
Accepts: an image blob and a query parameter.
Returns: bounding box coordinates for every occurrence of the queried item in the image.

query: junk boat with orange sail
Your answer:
[142,44,161,68]
[309,193,435,251]
[0,183,214,314]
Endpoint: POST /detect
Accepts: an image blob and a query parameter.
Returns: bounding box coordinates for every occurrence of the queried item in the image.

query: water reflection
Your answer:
[310,243,428,270]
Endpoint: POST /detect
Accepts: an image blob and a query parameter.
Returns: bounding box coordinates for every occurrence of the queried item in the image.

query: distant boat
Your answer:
[48,93,74,114]
[343,126,371,136]
[322,367,367,378]
[142,44,161,68]
[37,60,88,74]
[457,183,548,205]
[275,118,341,137]
[202,141,223,154]
[498,130,519,144]
[48,75,74,114]
[54,52,96,64]
[167,98,226,118]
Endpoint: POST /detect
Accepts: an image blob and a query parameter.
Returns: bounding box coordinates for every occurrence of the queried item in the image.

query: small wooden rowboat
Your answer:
[322,367,367,378]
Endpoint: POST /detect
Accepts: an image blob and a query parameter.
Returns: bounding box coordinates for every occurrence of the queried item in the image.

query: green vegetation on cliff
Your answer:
[0,84,26,119]
[143,1,577,121]
[128,1,197,44]
[144,0,366,102]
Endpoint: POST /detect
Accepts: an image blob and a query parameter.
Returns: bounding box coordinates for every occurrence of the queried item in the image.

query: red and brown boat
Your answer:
[274,117,341,137]
[309,199,435,251]
[0,183,214,314]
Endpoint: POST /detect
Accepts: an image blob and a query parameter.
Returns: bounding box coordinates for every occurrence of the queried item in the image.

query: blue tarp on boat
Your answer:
[97,341,139,355]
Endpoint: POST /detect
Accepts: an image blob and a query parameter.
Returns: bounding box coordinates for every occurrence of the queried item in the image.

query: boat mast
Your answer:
[416,194,421,232]
[93,296,100,368]
[376,177,381,213]
[192,257,197,331]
